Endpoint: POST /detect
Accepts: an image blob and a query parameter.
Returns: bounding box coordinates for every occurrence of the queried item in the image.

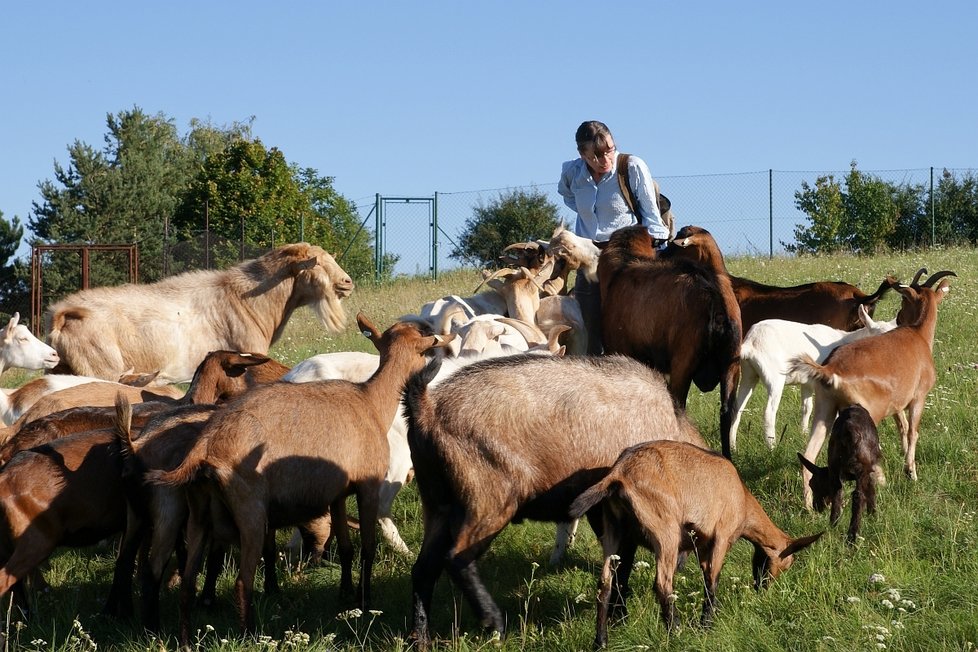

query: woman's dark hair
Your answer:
[575,120,614,152]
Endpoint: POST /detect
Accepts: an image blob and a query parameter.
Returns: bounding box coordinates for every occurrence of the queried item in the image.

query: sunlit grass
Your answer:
[2,248,977,650]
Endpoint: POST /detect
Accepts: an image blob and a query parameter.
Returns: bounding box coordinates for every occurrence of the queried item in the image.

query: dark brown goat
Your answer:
[147,314,454,646]
[571,441,821,648]
[798,405,885,544]
[598,224,742,457]
[0,429,133,615]
[663,225,894,334]
[402,353,709,647]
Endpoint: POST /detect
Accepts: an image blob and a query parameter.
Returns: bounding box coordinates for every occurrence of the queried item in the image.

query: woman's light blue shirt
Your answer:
[558,154,668,242]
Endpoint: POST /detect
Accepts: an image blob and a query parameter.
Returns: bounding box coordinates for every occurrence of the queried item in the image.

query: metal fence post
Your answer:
[374,193,382,281]
[769,169,774,259]
[432,192,439,279]
[930,166,935,246]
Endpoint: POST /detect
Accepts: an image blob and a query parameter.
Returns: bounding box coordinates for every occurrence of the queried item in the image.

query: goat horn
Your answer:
[473,267,517,294]
[434,304,468,335]
[546,324,572,353]
[497,317,548,346]
[520,266,546,294]
[910,268,928,287]
[921,270,956,288]
[503,241,540,253]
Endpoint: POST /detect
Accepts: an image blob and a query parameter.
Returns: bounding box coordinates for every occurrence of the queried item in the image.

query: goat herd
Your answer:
[0,228,955,649]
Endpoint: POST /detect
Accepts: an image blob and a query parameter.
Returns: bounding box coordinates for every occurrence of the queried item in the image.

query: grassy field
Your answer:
[2,247,976,651]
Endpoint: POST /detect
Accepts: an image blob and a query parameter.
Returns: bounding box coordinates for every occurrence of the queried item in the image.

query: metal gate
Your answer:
[374,194,437,280]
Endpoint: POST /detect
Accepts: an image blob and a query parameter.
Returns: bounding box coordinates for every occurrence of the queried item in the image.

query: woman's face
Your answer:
[580,139,616,176]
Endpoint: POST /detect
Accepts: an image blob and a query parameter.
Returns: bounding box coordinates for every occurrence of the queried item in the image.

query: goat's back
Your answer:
[406,354,707,521]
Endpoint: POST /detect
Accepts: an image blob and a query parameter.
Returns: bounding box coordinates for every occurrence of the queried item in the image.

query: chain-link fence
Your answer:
[355,167,975,278]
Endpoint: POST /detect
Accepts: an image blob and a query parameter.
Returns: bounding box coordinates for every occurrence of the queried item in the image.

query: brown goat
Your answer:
[4,382,183,433]
[792,272,953,508]
[147,314,453,645]
[402,353,709,647]
[598,224,742,457]
[798,404,886,544]
[0,350,287,464]
[181,350,291,405]
[570,441,821,648]
[664,225,894,333]
[0,429,132,615]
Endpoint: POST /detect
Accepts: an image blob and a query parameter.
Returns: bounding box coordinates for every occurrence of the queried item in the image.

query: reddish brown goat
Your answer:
[798,404,886,544]
[570,441,821,648]
[663,225,894,334]
[147,314,453,646]
[0,350,289,464]
[792,272,953,508]
[598,224,742,457]
[0,429,133,615]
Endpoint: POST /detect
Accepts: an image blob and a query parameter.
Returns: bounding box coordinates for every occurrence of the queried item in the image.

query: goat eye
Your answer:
[361,330,372,338]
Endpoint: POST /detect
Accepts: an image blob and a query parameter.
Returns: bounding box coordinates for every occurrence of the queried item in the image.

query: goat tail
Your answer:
[113,392,135,455]
[568,477,617,520]
[145,432,210,487]
[47,305,90,338]
[788,353,838,389]
[871,463,887,487]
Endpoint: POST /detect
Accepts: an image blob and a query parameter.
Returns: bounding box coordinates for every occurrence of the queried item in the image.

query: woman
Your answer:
[558,120,670,354]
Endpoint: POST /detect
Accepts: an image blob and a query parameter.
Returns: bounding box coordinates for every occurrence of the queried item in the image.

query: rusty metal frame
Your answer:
[31,244,139,337]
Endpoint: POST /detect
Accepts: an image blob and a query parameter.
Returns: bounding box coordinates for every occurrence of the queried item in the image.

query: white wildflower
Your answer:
[847,596,861,603]
[886,588,901,601]
[881,599,894,609]
[634,561,651,570]
[868,573,886,584]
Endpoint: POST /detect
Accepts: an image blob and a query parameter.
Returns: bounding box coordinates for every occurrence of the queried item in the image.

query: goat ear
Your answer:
[797,452,824,475]
[857,304,872,326]
[356,312,382,342]
[779,532,824,559]
[426,333,457,350]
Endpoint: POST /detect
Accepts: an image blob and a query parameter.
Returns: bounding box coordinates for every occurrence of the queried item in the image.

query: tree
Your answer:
[934,169,978,246]
[787,162,902,254]
[29,108,195,286]
[787,174,847,254]
[294,167,386,281]
[172,139,308,266]
[0,211,29,320]
[451,189,561,268]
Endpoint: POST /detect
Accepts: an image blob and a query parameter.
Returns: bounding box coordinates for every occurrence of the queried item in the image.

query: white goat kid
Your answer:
[729,304,897,451]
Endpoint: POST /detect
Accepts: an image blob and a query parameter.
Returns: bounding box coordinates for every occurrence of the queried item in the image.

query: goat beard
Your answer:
[311,292,348,334]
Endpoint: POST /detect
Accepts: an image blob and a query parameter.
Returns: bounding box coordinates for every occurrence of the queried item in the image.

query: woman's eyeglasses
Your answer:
[584,146,616,164]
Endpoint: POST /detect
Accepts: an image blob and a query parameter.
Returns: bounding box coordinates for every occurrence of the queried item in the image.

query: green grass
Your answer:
[2,250,978,651]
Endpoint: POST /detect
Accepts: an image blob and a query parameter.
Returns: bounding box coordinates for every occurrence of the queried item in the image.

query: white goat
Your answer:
[1,313,60,376]
[545,222,600,284]
[729,305,897,451]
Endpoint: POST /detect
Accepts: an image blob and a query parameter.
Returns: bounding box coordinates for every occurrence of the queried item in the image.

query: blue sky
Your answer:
[2,2,976,264]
